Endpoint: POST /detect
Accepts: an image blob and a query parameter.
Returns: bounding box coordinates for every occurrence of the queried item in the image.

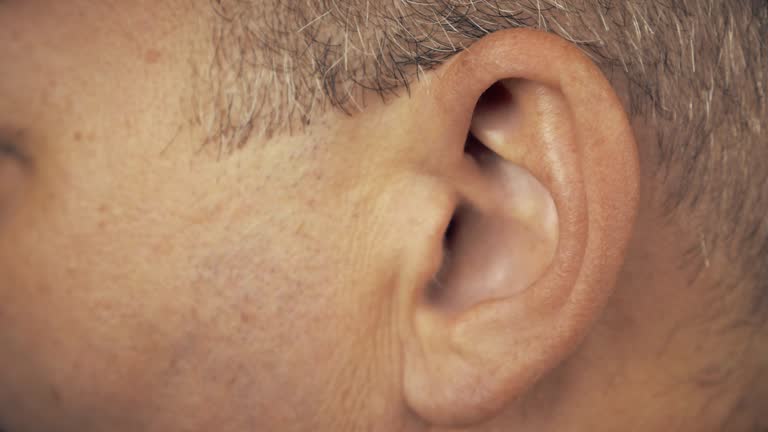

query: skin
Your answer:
[0,2,765,432]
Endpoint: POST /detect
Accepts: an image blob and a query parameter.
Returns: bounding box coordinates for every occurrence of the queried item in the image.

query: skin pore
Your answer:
[0,1,766,432]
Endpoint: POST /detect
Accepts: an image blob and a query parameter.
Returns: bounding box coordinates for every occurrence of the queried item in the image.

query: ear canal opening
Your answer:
[429,128,497,306]
[443,214,458,250]
[428,210,458,304]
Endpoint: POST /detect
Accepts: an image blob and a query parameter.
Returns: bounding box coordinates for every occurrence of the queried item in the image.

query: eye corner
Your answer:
[0,128,32,166]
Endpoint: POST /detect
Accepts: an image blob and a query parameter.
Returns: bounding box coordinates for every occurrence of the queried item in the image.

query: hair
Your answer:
[203,0,768,313]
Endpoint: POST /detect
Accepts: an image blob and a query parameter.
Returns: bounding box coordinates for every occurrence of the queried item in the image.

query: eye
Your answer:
[0,127,33,168]
[0,139,27,163]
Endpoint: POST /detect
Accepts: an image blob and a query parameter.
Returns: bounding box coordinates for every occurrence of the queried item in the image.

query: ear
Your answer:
[398,29,640,427]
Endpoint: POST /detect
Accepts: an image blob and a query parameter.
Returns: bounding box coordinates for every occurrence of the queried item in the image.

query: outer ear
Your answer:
[400,29,640,427]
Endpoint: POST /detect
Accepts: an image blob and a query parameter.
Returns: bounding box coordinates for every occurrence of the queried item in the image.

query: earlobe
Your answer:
[400,29,640,427]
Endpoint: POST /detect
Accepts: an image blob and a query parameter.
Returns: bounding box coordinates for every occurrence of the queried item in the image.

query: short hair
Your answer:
[204,0,768,312]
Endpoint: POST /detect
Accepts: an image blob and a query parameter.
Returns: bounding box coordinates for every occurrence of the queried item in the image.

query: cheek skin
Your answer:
[0,116,407,431]
[0,3,421,432]
[0,4,398,431]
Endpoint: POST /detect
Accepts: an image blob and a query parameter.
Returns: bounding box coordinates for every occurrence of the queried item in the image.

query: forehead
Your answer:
[0,1,183,32]
[0,1,203,79]
[0,2,234,182]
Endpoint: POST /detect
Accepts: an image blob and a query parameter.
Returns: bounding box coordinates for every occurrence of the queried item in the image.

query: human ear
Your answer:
[397,29,640,427]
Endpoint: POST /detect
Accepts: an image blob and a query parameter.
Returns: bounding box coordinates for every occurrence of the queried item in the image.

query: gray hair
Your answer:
[204,0,768,312]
